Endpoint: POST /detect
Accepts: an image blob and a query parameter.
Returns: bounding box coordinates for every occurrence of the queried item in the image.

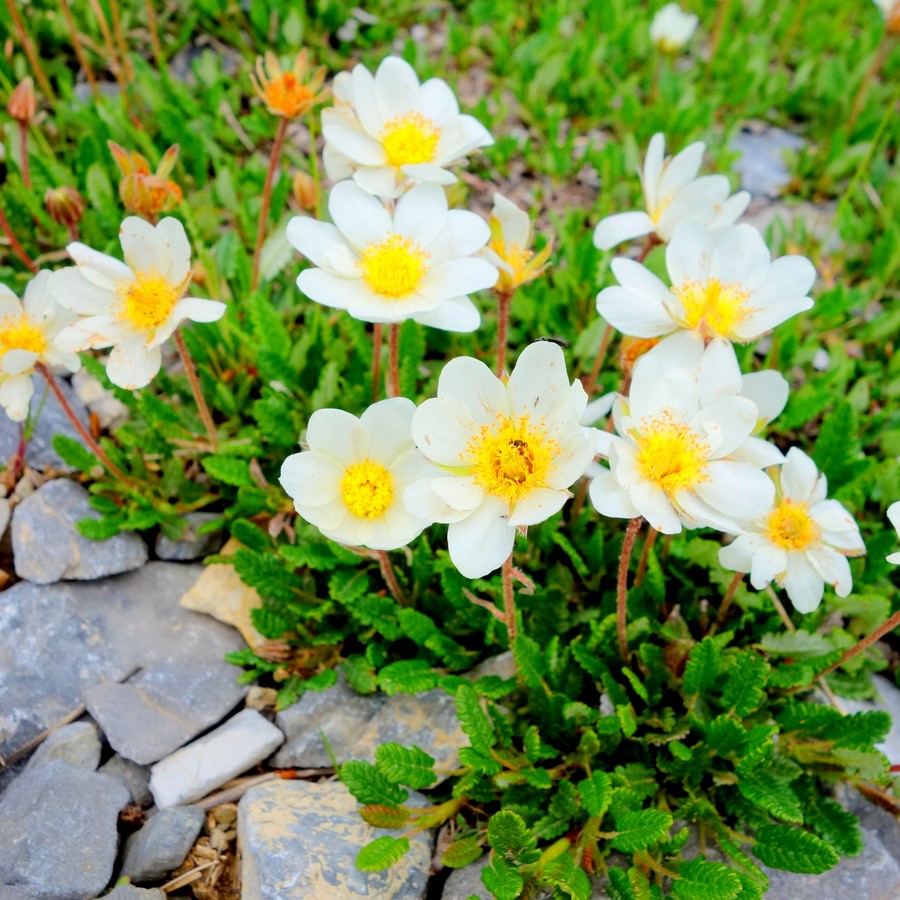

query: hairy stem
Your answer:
[252,116,289,290]
[617,517,643,662]
[387,324,401,398]
[371,323,382,404]
[710,571,744,635]
[502,554,518,649]
[376,550,408,607]
[174,329,218,450]
[634,527,658,588]
[496,289,512,376]
[819,609,900,678]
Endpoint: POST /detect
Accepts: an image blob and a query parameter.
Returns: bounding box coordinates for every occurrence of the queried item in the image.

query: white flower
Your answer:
[406,342,598,579]
[589,350,779,535]
[288,181,497,331]
[886,502,900,565]
[0,271,81,421]
[719,448,865,613]
[279,398,435,551]
[596,222,815,349]
[873,0,899,20]
[322,56,493,199]
[593,134,750,250]
[650,3,699,53]
[49,217,225,390]
[480,193,552,294]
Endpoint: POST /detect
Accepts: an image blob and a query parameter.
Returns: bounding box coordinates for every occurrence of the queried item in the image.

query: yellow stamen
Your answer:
[380,112,441,168]
[358,234,429,297]
[671,277,750,339]
[765,500,819,551]
[0,316,47,357]
[467,415,558,504]
[341,459,394,519]
[117,272,179,331]
[634,414,709,493]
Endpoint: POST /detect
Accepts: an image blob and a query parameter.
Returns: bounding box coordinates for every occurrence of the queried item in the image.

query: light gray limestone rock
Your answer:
[99,754,154,807]
[121,805,206,882]
[23,720,100,773]
[12,478,147,584]
[104,886,167,899]
[155,511,225,561]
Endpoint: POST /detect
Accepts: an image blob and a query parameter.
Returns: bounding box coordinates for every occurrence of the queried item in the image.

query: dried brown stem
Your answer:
[710,571,744,635]
[174,329,218,451]
[819,609,900,679]
[252,116,288,290]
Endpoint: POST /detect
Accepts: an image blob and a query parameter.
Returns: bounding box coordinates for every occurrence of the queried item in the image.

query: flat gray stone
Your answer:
[0,562,244,763]
[155,511,225,561]
[121,805,206,882]
[99,754,153,807]
[24,720,100,772]
[12,478,147,584]
[730,125,805,198]
[836,783,900,865]
[841,674,900,765]
[150,709,284,808]
[0,759,128,898]
[238,779,431,899]
[86,661,246,764]
[442,856,491,899]
[0,374,90,472]
[105,887,167,900]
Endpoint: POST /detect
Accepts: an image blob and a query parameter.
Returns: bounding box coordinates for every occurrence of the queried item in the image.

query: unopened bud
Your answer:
[292,171,317,211]
[7,77,36,125]
[618,336,662,380]
[44,186,86,228]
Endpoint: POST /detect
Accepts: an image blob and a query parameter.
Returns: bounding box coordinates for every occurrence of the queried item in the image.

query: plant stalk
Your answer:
[819,609,900,678]
[634,527,658,588]
[387,323,401,398]
[617,517,643,662]
[376,550,408,607]
[0,204,37,271]
[252,116,289,290]
[496,289,512,376]
[18,122,31,189]
[501,554,518,649]
[173,329,218,450]
[59,0,101,102]
[710,571,744,635]
[371,323,382,404]
[307,111,323,220]
[3,0,55,102]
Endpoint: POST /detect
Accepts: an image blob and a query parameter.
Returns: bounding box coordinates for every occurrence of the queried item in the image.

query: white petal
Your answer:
[810,500,865,553]
[596,285,673,338]
[280,451,343,508]
[437,355,507,424]
[666,222,715,286]
[401,163,457,185]
[719,535,756,574]
[427,210,491,261]
[509,487,569,527]
[0,374,34,421]
[353,167,404,199]
[695,461,775,522]
[411,399,475,467]
[782,554,824,614]
[780,448,820,503]
[491,193,531,250]
[749,542,788,589]
[360,397,417,462]
[170,297,226,325]
[404,477,473,524]
[297,269,368,312]
[741,370,789,424]
[656,141,705,204]
[106,339,162,389]
[55,315,130,352]
[374,56,421,123]
[655,176,731,241]
[709,191,751,228]
[411,295,481,332]
[419,78,460,124]
[67,243,132,282]
[49,268,119,315]
[22,270,55,318]
[691,396,757,459]
[589,469,640,520]
[697,339,742,406]
[418,258,498,302]
[806,546,853,597]
[154,217,192,283]
[322,123,387,166]
[447,496,514,579]
[393,183,448,249]
[431,475,484,512]
[730,436,785,468]
[1,349,38,376]
[286,217,349,269]
[306,408,369,462]
[328,181,392,252]
[641,134,666,210]
[631,481,682,534]
[593,212,654,250]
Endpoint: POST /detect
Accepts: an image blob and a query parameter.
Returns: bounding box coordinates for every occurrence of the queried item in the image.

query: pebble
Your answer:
[121,805,206,882]
[238,779,431,899]
[86,661,246,764]
[155,511,225,561]
[0,759,128,898]
[0,562,243,763]
[150,708,284,808]
[24,720,100,773]
[99,754,154,807]
[11,478,147,584]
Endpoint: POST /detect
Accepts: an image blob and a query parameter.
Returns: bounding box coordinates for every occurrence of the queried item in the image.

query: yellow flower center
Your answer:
[765,501,819,551]
[358,234,429,297]
[671,278,750,339]
[380,112,442,167]
[467,415,558,504]
[341,459,394,519]
[0,316,47,357]
[264,73,315,118]
[490,238,532,291]
[634,414,709,493]
[117,272,180,331]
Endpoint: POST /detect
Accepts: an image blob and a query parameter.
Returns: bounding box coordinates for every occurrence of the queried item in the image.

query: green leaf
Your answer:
[76,516,122,541]
[610,809,673,852]
[670,859,742,900]
[201,455,255,487]
[250,607,289,640]
[52,434,99,475]
[481,856,524,900]
[799,787,862,857]
[738,762,804,824]
[374,743,436,789]
[233,549,296,604]
[578,771,612,818]
[376,659,438,696]
[683,638,721,695]
[341,655,378,695]
[541,852,592,900]
[813,401,858,485]
[721,651,769,716]
[752,825,839,874]
[513,635,547,688]
[488,810,540,864]
[456,684,497,756]
[359,805,411,829]
[340,760,408,806]
[356,835,409,872]
[441,835,483,869]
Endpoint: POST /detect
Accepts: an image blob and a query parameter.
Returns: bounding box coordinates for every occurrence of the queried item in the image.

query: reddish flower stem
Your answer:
[371,323,382,403]
[709,571,744,636]
[387,324,401,398]
[0,203,37,271]
[174,329,218,450]
[617,517,643,662]
[502,555,518,649]
[376,550,408,607]
[634,527,658,587]
[819,609,900,679]
[496,289,512,376]
[252,116,289,291]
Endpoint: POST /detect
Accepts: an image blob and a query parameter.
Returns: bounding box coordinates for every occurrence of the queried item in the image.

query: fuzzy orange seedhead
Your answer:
[109,141,182,222]
[7,77,36,125]
[44,186,86,228]
[250,49,328,119]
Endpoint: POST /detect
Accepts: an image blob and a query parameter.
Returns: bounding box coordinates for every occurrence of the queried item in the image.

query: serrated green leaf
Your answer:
[456,684,497,756]
[481,856,524,900]
[610,809,673,852]
[752,825,839,874]
[578,771,612,818]
[356,835,409,872]
[441,835,483,869]
[250,607,288,640]
[738,763,804,824]
[541,852,592,900]
[340,760,408,806]
[341,655,378,695]
[359,804,411,829]
[376,659,438,695]
[488,810,540,864]
[670,859,742,900]
[513,635,547,688]
[683,638,721,695]
[798,786,862,857]
[52,434,100,475]
[375,742,436,789]
[721,651,769,716]
[201,455,255,487]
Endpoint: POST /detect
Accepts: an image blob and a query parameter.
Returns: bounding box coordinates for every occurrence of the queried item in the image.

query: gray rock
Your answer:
[0,759,128,898]
[155,511,225,561]
[86,661,246,764]
[836,783,900,864]
[121,805,206,882]
[0,562,244,763]
[24,720,100,772]
[12,478,148,584]
[467,651,516,682]
[442,856,491,899]
[239,779,431,899]
[150,709,284,808]
[841,674,900,765]
[105,887,167,900]
[0,374,91,472]
[99,754,153,807]
[730,125,805,198]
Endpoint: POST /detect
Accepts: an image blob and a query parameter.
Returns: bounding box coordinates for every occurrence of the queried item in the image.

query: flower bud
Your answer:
[44,186,86,228]
[649,3,699,54]
[7,77,36,125]
[292,171,318,211]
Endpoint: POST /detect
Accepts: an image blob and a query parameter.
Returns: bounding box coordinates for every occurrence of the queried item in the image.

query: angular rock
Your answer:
[0,759,128,898]
[0,373,91,471]
[86,661,246,764]
[150,709,284,808]
[0,562,244,763]
[121,805,206,882]
[155,511,225,561]
[442,856,491,899]
[24,720,100,772]
[12,478,148,584]
[239,779,431,899]
[99,754,153,807]
[105,886,167,900]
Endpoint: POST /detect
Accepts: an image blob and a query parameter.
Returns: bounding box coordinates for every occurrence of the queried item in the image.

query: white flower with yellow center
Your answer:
[597,221,815,349]
[49,217,226,390]
[593,134,750,251]
[279,398,435,550]
[322,56,494,199]
[589,351,778,534]
[650,4,699,53]
[405,342,598,579]
[0,271,81,422]
[288,181,497,330]
[887,502,900,565]
[719,448,865,613]
[480,193,553,294]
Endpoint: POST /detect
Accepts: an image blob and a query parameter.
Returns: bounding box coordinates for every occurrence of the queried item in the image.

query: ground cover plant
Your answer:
[2,0,900,896]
